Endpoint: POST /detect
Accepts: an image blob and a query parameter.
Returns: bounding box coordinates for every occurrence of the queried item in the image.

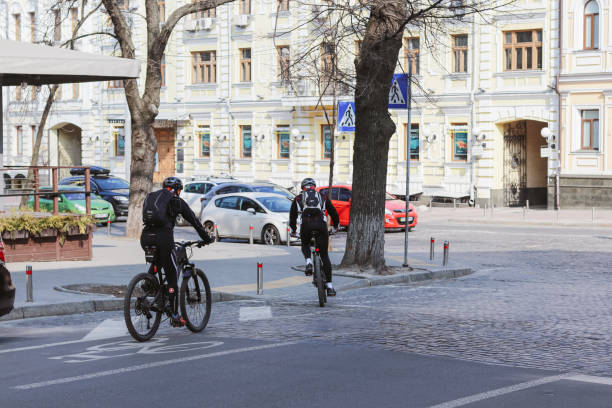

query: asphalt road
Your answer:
[1,220,612,407]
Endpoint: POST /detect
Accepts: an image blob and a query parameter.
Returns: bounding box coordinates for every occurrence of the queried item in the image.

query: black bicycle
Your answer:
[308,230,336,307]
[124,240,212,342]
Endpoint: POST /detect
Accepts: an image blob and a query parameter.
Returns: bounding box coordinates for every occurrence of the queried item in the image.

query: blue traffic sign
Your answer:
[337,101,356,132]
[388,73,408,109]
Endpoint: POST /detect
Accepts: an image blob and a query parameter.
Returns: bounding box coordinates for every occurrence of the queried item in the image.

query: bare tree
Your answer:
[276,0,511,273]
[101,0,236,237]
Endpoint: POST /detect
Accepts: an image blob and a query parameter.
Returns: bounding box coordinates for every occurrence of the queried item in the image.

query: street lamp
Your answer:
[291,127,305,142]
[540,127,560,210]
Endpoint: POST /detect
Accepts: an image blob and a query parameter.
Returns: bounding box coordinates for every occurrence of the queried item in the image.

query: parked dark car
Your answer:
[0,238,15,317]
[198,182,294,217]
[60,166,130,218]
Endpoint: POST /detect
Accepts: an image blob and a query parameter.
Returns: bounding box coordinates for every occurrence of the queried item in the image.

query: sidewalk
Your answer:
[0,228,471,321]
[417,205,612,227]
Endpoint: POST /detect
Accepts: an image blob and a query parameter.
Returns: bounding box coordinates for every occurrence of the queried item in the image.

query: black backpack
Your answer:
[142,189,173,227]
[300,189,324,217]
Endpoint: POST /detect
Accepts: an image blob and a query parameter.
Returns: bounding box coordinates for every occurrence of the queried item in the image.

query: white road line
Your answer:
[14,341,299,390]
[427,373,573,408]
[0,339,91,355]
[568,374,612,386]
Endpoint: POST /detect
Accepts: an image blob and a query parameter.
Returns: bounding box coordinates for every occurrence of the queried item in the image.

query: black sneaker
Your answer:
[305,264,313,276]
[170,313,186,327]
[326,286,336,297]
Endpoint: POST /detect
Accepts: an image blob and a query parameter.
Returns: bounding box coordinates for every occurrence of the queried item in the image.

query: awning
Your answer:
[0,39,141,161]
[0,39,140,86]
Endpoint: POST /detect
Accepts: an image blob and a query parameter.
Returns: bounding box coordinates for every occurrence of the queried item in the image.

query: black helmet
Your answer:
[163,177,183,192]
[301,177,316,190]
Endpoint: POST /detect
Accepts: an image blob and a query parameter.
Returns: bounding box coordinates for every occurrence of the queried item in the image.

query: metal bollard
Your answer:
[26,265,33,302]
[256,262,263,295]
[443,241,449,266]
[287,227,291,247]
[249,225,254,245]
[429,237,435,260]
[106,219,111,237]
[483,203,487,217]
[526,200,530,210]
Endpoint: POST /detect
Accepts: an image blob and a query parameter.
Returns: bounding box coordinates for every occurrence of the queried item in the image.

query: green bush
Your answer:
[0,214,95,244]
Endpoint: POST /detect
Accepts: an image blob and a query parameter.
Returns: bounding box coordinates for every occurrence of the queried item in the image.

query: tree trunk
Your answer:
[20,85,57,209]
[340,2,406,274]
[125,115,158,238]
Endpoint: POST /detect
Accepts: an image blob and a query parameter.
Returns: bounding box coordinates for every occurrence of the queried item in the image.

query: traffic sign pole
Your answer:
[403,61,412,268]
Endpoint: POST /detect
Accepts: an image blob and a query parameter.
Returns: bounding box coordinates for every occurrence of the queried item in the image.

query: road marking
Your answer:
[214,276,310,293]
[239,306,272,321]
[14,340,299,390]
[568,374,612,386]
[81,319,127,342]
[427,373,573,408]
[0,339,91,355]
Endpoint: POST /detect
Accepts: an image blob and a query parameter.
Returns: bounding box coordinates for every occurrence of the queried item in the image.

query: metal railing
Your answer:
[0,166,92,215]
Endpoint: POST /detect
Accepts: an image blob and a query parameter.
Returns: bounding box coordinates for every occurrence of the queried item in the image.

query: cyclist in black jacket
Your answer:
[289,178,339,296]
[140,177,213,326]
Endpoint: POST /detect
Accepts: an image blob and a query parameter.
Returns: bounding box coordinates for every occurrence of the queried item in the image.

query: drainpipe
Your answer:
[554,0,562,210]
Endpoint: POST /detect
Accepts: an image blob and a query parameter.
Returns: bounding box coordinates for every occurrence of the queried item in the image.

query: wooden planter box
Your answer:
[3,230,92,262]
[2,230,29,240]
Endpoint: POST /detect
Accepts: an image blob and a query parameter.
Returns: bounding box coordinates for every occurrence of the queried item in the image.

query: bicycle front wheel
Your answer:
[180,268,212,332]
[124,273,162,342]
[314,254,326,307]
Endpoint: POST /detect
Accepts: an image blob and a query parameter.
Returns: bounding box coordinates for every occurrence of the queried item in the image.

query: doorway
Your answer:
[57,124,82,179]
[153,128,175,184]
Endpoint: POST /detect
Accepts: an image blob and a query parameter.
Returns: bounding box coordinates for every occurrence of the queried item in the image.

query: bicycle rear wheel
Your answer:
[314,254,326,307]
[124,273,162,342]
[180,268,212,332]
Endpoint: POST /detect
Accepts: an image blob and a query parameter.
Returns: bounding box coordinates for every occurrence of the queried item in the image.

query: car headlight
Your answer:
[75,204,85,212]
[114,196,129,203]
[385,208,393,216]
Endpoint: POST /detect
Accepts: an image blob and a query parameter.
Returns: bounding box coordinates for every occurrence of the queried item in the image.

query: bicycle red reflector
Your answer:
[315,248,319,252]
[169,288,174,294]
[154,266,157,273]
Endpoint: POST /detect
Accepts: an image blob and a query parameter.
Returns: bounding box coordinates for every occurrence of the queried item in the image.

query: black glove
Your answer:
[199,231,213,245]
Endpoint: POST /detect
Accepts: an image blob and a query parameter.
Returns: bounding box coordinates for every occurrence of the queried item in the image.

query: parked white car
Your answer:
[178,178,236,225]
[199,192,297,245]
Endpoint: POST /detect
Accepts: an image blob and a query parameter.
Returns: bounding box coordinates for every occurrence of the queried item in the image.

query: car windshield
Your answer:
[64,193,86,201]
[252,186,293,199]
[95,177,129,190]
[386,193,397,200]
[257,196,292,213]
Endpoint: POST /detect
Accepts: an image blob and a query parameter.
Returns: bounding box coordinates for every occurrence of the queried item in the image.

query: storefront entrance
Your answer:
[153,128,175,184]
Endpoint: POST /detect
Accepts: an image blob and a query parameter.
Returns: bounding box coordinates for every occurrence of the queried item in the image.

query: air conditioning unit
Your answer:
[234,14,249,28]
[184,19,197,31]
[197,17,213,31]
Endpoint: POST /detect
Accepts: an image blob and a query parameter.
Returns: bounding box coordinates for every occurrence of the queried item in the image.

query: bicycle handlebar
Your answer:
[176,240,208,248]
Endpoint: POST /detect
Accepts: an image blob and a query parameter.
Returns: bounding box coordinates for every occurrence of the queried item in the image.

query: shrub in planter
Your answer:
[0,214,95,245]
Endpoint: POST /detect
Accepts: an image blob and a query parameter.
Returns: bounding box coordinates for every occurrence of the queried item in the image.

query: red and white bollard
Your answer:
[106,219,111,237]
[443,241,449,266]
[430,237,435,260]
[249,225,254,245]
[26,265,33,302]
[286,227,291,247]
[256,262,263,295]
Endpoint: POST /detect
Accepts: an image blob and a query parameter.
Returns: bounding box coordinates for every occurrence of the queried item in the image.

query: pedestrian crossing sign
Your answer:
[388,73,408,109]
[337,101,356,132]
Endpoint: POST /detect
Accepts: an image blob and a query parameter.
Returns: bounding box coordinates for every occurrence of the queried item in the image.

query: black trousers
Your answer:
[141,228,179,314]
[300,218,332,282]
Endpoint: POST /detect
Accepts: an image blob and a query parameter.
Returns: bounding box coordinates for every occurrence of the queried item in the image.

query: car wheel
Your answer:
[203,221,218,242]
[261,225,280,245]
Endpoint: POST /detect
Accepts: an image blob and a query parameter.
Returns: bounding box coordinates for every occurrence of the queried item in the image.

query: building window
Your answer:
[54,9,61,42]
[72,83,79,100]
[16,126,23,155]
[240,48,251,82]
[113,125,125,156]
[452,34,468,73]
[322,125,332,159]
[198,127,211,157]
[404,124,419,160]
[581,110,599,150]
[14,14,21,41]
[503,30,542,71]
[277,46,290,82]
[451,123,468,161]
[192,51,216,84]
[240,0,251,15]
[278,0,289,12]
[584,0,599,50]
[277,127,290,158]
[193,0,215,18]
[241,125,252,158]
[29,12,35,42]
[161,55,166,87]
[404,37,419,74]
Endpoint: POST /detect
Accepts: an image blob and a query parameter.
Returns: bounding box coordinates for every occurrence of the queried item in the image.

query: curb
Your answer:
[432,217,612,229]
[335,267,473,291]
[0,291,253,322]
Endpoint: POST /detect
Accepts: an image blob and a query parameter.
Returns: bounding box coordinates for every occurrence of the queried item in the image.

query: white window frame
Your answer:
[572,104,603,153]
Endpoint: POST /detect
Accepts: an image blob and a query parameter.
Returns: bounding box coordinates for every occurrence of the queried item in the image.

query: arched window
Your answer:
[584,0,599,49]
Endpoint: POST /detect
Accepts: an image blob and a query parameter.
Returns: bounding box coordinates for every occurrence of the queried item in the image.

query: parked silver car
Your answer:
[199,192,297,245]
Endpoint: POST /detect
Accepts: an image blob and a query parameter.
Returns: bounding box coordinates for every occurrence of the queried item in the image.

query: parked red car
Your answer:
[316,185,418,230]
[0,237,15,317]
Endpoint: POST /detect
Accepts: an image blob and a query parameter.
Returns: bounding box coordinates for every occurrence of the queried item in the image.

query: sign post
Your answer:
[389,70,411,268]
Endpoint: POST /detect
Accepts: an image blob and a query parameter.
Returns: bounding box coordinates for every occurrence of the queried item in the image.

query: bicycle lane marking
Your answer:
[13,340,300,390]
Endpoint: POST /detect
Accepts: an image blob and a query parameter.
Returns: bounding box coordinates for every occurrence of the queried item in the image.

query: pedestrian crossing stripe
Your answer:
[339,103,355,128]
[389,77,406,105]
